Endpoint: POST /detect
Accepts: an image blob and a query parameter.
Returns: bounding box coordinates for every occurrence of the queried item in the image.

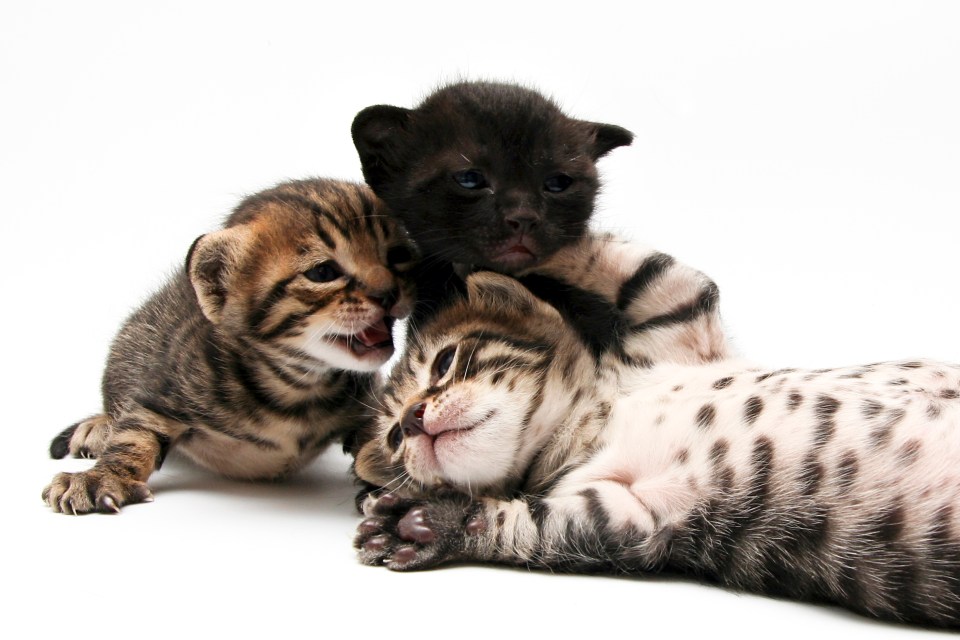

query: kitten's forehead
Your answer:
[227,179,392,233]
[412,82,589,158]
[230,181,402,258]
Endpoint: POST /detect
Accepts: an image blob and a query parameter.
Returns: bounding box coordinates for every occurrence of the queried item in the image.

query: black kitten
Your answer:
[352,82,632,283]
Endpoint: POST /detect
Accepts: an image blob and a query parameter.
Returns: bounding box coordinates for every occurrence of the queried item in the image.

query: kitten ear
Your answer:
[351,105,413,190]
[186,227,250,324]
[464,271,559,319]
[585,122,634,159]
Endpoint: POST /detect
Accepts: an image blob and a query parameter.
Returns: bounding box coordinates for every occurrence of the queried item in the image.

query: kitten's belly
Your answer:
[177,418,329,480]
[575,359,960,526]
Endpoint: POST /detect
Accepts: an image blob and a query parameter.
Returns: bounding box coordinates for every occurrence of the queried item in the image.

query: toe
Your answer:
[398,507,436,544]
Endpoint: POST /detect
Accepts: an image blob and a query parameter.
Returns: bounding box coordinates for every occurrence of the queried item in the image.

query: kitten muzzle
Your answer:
[489,235,538,272]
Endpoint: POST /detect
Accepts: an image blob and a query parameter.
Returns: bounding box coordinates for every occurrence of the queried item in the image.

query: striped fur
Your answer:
[351,233,730,490]
[355,272,960,628]
[43,178,416,514]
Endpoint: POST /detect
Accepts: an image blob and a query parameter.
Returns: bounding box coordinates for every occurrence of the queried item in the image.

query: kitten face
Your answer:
[352,82,633,273]
[353,273,570,493]
[188,180,418,372]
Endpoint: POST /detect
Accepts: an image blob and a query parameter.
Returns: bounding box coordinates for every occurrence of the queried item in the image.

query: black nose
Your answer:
[369,288,398,312]
[401,402,426,437]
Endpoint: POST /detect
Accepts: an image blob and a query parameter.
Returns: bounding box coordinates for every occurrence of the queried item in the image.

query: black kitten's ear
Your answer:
[186,227,251,324]
[464,271,560,320]
[586,122,634,159]
[351,105,413,190]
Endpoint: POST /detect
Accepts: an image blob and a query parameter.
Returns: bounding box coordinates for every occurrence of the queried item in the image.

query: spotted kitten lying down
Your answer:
[354,271,960,628]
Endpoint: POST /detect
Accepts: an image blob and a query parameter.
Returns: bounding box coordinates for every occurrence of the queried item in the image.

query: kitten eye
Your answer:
[432,346,457,382]
[387,245,414,268]
[303,261,343,283]
[387,423,403,451]
[453,170,487,190]
[544,174,574,193]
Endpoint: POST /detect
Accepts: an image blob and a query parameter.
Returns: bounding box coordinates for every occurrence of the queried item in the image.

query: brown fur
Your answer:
[44,178,416,514]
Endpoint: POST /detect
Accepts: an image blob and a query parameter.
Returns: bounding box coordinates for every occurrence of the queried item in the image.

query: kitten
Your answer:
[351,233,731,490]
[351,80,633,315]
[347,81,730,471]
[355,271,960,629]
[43,178,417,514]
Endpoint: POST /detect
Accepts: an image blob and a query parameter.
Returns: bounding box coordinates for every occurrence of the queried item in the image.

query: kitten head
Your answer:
[187,178,417,372]
[353,271,589,494]
[352,81,632,274]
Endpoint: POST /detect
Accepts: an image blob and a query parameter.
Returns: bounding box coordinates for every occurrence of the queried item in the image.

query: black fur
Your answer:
[352,81,632,320]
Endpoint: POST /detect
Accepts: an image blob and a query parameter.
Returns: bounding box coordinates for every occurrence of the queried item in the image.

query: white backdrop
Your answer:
[3,2,959,638]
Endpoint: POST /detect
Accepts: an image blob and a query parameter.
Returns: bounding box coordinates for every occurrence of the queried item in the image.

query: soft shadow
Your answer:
[148,449,361,521]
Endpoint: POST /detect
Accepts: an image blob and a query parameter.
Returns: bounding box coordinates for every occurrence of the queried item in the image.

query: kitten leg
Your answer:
[49,414,114,459]
[530,235,729,365]
[354,487,673,572]
[43,406,185,514]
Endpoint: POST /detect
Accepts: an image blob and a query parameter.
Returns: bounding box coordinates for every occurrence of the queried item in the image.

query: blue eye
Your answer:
[544,174,573,193]
[453,170,487,190]
[304,261,342,283]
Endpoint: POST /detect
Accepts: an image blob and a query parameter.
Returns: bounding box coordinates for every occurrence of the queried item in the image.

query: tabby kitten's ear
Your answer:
[465,272,560,320]
[351,105,412,190]
[585,121,634,159]
[186,227,251,324]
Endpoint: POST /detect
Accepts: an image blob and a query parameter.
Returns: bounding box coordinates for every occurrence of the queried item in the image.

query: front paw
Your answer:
[42,469,153,515]
[354,493,486,571]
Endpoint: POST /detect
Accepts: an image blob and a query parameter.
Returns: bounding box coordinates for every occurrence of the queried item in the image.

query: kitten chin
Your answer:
[352,81,633,276]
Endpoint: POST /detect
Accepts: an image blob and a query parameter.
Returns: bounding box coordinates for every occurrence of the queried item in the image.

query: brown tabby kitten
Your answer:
[43,178,417,514]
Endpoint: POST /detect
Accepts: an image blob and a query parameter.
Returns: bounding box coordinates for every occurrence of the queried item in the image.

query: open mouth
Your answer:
[335,317,395,357]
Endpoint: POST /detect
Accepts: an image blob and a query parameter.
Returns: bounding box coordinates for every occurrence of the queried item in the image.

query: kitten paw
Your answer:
[42,470,153,515]
[354,493,484,571]
[49,415,113,460]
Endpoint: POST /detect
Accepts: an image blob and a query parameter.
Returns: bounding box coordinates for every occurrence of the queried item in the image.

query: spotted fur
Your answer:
[43,178,417,514]
[355,272,960,628]
[351,233,730,489]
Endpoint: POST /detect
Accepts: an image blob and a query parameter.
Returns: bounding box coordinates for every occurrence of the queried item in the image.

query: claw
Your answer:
[100,495,121,513]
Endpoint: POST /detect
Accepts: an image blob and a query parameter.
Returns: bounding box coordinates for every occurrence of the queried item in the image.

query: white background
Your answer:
[3,1,959,638]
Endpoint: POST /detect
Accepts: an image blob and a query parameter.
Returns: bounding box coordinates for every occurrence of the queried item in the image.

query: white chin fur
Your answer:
[299,338,392,372]
[430,395,527,490]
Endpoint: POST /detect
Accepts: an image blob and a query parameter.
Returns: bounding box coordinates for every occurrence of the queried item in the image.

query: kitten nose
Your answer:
[368,288,398,312]
[505,211,539,234]
[401,402,426,437]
